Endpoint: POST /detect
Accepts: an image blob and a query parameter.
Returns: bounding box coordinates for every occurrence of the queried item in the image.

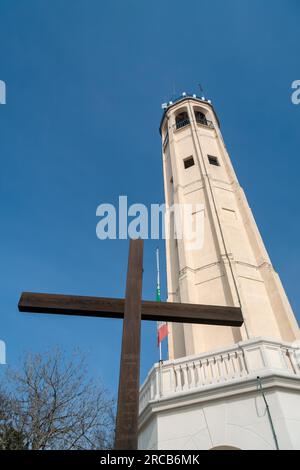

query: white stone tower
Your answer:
[160,95,299,358]
[138,95,300,450]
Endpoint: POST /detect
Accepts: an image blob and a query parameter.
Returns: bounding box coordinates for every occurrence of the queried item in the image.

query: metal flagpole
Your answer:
[156,247,162,362]
[156,247,163,397]
[156,247,161,296]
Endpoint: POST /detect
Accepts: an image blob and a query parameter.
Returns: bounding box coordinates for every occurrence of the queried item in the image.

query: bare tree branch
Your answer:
[0,349,115,449]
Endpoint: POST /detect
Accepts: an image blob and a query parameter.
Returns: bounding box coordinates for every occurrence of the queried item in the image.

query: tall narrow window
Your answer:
[183,156,195,169]
[208,155,220,166]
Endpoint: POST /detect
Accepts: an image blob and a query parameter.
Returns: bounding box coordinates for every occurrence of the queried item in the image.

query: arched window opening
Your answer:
[210,445,241,450]
[194,107,214,128]
[175,111,190,130]
[194,110,207,125]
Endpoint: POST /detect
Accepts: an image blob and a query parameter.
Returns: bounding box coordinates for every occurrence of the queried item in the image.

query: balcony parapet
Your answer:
[139,337,300,415]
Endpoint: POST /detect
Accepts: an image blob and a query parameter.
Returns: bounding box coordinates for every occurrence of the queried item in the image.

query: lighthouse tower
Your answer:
[139,94,300,450]
[160,95,299,358]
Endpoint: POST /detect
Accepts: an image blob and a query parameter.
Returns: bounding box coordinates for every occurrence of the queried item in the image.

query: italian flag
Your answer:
[156,250,168,346]
[157,320,168,346]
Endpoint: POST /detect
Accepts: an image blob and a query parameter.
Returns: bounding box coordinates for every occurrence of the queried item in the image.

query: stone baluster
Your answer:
[230,352,238,378]
[218,354,227,382]
[181,364,189,390]
[214,355,223,382]
[225,352,234,379]
[196,359,205,386]
[286,348,300,374]
[189,362,196,388]
[209,356,217,383]
[236,349,247,377]
[174,365,182,392]
[206,358,213,384]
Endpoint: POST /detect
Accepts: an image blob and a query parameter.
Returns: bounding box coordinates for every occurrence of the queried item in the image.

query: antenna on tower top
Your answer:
[171,82,176,100]
[198,83,206,100]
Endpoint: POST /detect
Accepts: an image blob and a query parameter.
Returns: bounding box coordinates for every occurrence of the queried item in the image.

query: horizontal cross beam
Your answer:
[18,292,243,327]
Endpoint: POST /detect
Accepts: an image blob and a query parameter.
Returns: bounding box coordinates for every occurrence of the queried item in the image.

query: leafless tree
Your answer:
[0,349,115,450]
[0,387,26,449]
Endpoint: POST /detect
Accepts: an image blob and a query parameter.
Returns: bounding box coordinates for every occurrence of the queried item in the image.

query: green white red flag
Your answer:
[156,248,168,348]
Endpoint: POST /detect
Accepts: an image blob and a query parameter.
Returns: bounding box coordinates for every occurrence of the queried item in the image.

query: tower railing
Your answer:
[195,116,214,128]
[175,118,190,130]
[174,117,214,131]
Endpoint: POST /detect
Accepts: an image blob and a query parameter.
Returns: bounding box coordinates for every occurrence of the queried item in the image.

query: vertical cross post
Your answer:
[114,239,144,450]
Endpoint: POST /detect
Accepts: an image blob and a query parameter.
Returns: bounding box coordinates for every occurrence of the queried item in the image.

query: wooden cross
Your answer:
[18,239,243,450]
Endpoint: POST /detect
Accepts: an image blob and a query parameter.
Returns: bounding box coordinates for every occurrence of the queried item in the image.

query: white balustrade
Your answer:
[139,338,300,414]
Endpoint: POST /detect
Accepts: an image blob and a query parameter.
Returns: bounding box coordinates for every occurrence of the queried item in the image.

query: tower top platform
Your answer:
[159,93,220,134]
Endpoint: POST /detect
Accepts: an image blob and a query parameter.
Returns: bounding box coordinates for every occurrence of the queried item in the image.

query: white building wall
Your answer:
[144,388,300,450]
[139,338,300,450]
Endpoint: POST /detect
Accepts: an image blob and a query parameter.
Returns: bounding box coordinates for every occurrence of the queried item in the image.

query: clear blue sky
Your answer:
[0,0,299,394]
